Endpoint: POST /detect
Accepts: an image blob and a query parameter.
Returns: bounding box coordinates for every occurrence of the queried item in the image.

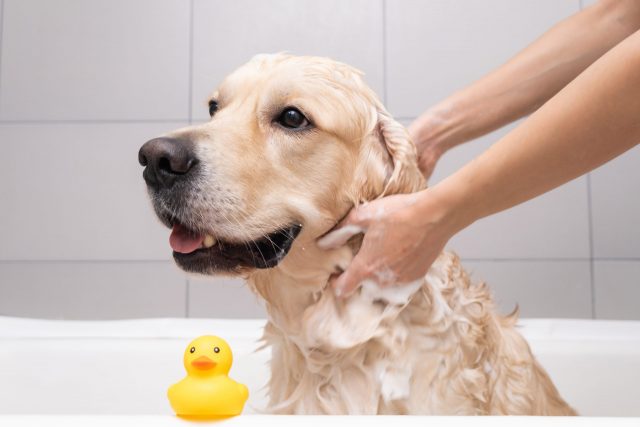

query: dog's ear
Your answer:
[374,107,425,197]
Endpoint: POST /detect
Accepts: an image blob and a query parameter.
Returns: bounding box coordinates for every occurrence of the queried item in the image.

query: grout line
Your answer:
[2,257,640,264]
[0,117,417,125]
[460,257,640,262]
[463,257,640,262]
[0,117,418,125]
[187,0,194,125]
[381,0,388,106]
[586,172,597,319]
[460,257,591,263]
[0,119,189,125]
[0,259,175,264]
[185,0,194,318]
[0,0,5,111]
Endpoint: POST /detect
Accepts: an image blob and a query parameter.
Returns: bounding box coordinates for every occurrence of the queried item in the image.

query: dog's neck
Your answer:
[247,249,507,414]
[247,238,432,360]
[248,240,353,336]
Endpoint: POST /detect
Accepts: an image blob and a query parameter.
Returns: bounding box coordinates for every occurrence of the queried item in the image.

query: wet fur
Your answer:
[156,54,576,415]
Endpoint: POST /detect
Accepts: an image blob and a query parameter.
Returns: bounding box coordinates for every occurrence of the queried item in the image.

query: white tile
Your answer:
[447,177,590,260]
[580,0,598,8]
[590,144,640,258]
[593,261,640,320]
[0,0,189,120]
[191,0,384,121]
[462,259,592,318]
[0,123,186,260]
[188,276,266,319]
[0,261,187,319]
[0,0,3,61]
[411,120,591,259]
[386,0,579,118]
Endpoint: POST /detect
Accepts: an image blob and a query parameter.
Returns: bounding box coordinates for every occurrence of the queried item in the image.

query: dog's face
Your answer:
[139,54,423,276]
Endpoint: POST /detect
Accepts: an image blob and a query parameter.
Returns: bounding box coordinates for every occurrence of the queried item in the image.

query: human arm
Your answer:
[410,0,640,178]
[322,29,640,297]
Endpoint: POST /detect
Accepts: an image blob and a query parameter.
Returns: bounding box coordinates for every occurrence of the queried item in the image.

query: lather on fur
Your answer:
[142,53,576,415]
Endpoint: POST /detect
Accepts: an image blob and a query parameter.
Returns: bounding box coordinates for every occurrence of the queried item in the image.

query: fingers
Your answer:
[330,256,370,297]
[317,205,372,249]
[317,203,379,296]
[317,224,364,249]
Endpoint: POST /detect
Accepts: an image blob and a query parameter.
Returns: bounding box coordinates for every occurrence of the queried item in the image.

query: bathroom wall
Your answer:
[1,0,638,320]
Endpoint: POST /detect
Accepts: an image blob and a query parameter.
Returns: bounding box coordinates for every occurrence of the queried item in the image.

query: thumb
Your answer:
[330,256,370,298]
[317,224,365,250]
[317,206,371,250]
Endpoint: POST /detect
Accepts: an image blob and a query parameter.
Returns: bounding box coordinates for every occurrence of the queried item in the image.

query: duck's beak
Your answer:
[191,355,216,370]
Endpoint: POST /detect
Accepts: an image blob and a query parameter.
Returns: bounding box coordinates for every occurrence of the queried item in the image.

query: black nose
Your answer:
[138,137,198,189]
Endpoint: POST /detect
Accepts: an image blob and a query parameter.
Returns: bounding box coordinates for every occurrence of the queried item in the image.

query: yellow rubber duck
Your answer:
[168,335,249,417]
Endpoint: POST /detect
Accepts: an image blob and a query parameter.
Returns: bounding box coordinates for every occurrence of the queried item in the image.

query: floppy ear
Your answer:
[375,107,425,197]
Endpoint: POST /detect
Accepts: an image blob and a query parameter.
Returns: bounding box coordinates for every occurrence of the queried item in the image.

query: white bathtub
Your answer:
[1,316,639,426]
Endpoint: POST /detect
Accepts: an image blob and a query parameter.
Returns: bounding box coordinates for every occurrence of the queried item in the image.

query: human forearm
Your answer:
[410,0,640,158]
[429,29,640,232]
[321,3,640,295]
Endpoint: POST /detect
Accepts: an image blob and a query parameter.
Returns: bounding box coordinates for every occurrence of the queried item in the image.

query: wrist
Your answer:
[417,177,477,236]
[410,99,470,157]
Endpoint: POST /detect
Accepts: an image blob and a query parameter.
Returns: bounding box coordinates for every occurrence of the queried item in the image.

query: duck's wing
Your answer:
[237,382,249,401]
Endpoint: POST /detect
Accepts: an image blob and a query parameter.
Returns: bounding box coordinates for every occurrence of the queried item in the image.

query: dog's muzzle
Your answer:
[138,137,199,190]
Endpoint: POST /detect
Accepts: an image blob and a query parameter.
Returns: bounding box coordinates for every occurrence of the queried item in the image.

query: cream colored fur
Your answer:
[162,53,576,415]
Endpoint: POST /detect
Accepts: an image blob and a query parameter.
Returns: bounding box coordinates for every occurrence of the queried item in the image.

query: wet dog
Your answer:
[139,54,575,415]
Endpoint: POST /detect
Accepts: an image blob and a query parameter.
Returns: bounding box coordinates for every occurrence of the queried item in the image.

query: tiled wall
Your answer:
[0,0,637,320]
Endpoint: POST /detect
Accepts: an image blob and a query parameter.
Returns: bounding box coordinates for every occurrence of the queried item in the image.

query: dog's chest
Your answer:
[267,307,485,415]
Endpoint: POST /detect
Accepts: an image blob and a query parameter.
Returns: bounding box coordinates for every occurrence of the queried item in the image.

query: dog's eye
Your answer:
[277,107,309,129]
[208,100,218,117]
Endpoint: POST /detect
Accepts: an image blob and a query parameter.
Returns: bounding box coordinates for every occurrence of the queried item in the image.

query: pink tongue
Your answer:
[169,224,204,254]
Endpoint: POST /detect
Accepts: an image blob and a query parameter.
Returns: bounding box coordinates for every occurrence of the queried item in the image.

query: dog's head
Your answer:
[139,54,424,276]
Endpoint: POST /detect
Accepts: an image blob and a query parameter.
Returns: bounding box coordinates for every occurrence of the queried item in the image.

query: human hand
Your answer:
[317,190,460,297]
[407,112,448,180]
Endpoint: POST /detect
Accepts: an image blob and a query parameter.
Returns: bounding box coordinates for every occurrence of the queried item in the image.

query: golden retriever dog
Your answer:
[138,53,576,415]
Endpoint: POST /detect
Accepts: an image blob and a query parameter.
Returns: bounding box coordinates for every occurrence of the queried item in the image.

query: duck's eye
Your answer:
[277,107,309,129]
[190,347,196,353]
[208,100,218,117]
[213,347,220,353]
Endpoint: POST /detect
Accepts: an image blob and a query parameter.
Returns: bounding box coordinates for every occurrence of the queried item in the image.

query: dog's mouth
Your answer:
[166,218,302,274]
